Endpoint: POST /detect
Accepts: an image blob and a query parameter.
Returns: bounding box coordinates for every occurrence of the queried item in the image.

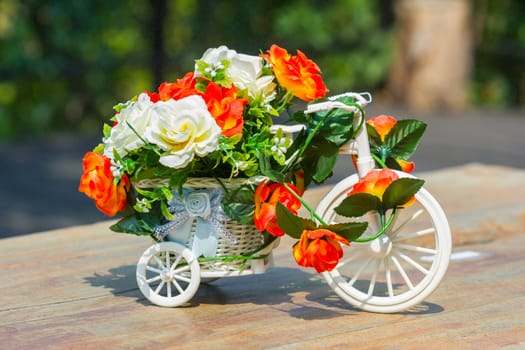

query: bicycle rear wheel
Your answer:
[316,172,452,313]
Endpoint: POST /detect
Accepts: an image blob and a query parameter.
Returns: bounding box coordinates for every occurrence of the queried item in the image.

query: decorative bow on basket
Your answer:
[153,188,237,258]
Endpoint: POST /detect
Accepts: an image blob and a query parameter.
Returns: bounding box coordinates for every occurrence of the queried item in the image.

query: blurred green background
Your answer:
[0,0,523,139]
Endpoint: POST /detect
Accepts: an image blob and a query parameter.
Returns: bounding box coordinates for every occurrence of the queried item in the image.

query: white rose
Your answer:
[195,46,276,103]
[195,46,237,79]
[196,45,237,70]
[228,53,276,102]
[143,95,221,169]
[104,93,154,159]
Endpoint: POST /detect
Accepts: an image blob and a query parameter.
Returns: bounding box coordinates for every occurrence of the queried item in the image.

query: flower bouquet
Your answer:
[79,44,427,274]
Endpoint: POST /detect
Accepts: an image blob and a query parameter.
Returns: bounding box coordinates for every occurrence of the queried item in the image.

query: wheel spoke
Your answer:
[173,264,191,276]
[391,255,414,290]
[390,209,424,238]
[153,255,165,269]
[167,281,172,298]
[172,279,184,294]
[384,258,394,297]
[155,281,166,294]
[173,273,191,283]
[146,275,162,284]
[367,259,380,297]
[395,243,436,255]
[146,265,162,274]
[394,227,435,242]
[348,256,373,287]
[395,251,430,275]
[165,251,171,270]
[170,254,183,272]
[336,246,368,268]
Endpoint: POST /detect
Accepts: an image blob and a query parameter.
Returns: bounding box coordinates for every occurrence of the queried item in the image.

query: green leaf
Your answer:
[103,123,113,138]
[385,157,402,171]
[314,108,356,146]
[382,178,425,209]
[221,184,257,224]
[110,216,153,236]
[222,202,255,224]
[134,186,158,199]
[160,200,174,219]
[366,123,382,148]
[334,193,381,217]
[275,202,316,239]
[302,137,339,184]
[159,186,173,201]
[319,222,368,242]
[385,119,427,160]
[257,151,286,183]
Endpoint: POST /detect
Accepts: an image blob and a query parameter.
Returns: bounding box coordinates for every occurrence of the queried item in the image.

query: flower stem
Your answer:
[197,235,278,263]
[283,183,327,225]
[372,153,388,169]
[282,109,337,174]
[354,208,397,243]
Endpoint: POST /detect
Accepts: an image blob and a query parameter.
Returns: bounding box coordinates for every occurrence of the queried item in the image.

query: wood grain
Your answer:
[1,164,524,349]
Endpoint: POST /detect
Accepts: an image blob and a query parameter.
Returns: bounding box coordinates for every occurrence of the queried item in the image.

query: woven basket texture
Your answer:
[136,177,265,263]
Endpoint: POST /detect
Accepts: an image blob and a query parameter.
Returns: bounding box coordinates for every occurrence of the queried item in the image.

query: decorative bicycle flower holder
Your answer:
[79,45,452,313]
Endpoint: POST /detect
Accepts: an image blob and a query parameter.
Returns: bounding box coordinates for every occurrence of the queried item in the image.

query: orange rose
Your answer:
[157,72,198,101]
[396,159,415,173]
[293,229,349,273]
[262,44,328,102]
[254,180,302,237]
[367,115,416,173]
[202,82,247,137]
[349,168,415,207]
[78,152,130,216]
[367,115,397,142]
[349,168,397,200]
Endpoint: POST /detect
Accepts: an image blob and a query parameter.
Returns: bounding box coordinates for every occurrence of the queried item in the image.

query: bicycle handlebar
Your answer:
[305,92,372,114]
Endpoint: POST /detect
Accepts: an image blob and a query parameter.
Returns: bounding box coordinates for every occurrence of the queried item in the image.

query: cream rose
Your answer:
[143,95,221,169]
[229,53,276,102]
[196,46,276,103]
[104,93,154,159]
[198,45,237,67]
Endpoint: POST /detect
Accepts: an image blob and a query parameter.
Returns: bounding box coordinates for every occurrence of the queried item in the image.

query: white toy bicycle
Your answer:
[135,92,452,313]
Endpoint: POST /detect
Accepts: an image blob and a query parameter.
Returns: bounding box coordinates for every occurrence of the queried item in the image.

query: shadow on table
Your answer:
[84,265,443,318]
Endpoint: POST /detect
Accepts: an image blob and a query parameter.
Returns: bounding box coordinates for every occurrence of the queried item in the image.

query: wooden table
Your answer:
[2,164,524,349]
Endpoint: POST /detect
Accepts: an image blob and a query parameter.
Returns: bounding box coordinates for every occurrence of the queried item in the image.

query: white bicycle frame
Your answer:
[306,92,375,179]
[272,92,375,179]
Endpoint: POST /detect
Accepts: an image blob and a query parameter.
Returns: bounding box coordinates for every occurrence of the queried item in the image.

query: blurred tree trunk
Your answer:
[388,0,472,111]
[151,0,167,88]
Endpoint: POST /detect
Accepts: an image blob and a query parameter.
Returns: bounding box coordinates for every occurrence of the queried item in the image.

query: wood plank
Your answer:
[1,164,524,349]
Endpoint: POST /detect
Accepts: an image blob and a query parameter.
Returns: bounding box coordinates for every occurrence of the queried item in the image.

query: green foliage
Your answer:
[1,0,522,138]
[272,0,394,93]
[275,202,317,239]
[221,182,258,225]
[334,177,424,217]
[291,95,362,186]
[0,0,394,138]
[334,193,381,217]
[110,202,165,236]
[0,0,152,138]
[471,0,525,106]
[367,119,426,169]
[276,202,367,241]
[382,178,424,209]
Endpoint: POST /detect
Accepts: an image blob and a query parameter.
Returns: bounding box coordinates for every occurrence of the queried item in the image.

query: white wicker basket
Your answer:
[135,177,269,272]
